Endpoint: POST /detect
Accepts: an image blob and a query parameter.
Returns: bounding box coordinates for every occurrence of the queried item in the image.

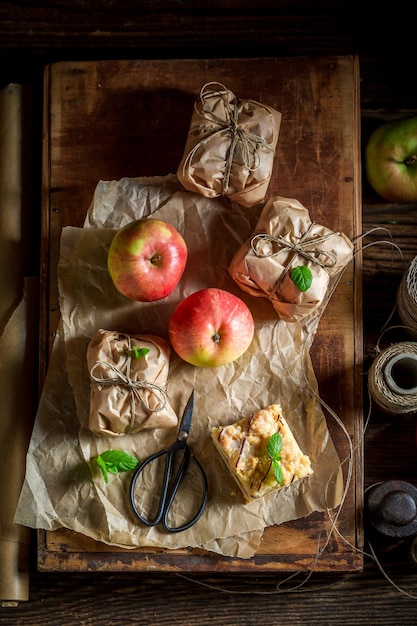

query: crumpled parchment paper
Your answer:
[15,174,344,558]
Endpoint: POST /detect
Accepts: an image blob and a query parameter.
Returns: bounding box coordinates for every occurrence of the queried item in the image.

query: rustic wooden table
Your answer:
[35,54,362,576]
[1,3,417,624]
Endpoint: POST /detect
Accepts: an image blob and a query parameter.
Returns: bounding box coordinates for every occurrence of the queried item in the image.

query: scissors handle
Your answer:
[129,444,177,527]
[163,452,208,533]
[129,443,208,533]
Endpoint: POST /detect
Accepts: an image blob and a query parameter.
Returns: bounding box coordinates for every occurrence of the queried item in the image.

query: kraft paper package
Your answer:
[177,83,281,208]
[229,196,354,322]
[87,330,178,436]
[14,175,345,560]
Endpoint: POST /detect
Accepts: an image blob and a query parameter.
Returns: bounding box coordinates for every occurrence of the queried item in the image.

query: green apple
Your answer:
[365,116,417,203]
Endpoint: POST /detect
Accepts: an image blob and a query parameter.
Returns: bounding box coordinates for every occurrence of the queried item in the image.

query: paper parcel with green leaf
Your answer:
[229,196,354,322]
[15,175,346,558]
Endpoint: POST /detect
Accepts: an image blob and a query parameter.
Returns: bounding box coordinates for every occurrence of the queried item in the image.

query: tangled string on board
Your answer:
[398,255,417,339]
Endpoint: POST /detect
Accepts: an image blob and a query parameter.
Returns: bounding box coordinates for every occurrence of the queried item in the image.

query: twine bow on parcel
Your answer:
[229,196,354,322]
[89,359,168,432]
[177,82,281,207]
[251,222,338,295]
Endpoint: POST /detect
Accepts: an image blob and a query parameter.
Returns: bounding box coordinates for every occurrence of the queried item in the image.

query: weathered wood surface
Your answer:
[37,56,362,574]
[1,2,417,624]
[0,1,415,114]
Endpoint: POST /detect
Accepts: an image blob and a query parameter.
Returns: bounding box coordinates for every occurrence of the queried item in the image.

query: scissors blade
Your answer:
[177,390,194,440]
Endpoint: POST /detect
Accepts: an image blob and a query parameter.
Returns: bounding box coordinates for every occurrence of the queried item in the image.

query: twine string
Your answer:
[182,82,275,195]
[354,227,405,339]
[250,223,339,296]
[398,255,417,338]
[367,248,417,415]
[90,352,168,431]
[367,338,417,415]
[406,256,417,304]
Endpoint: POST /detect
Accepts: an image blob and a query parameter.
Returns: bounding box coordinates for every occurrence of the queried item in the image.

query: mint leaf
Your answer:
[267,432,283,459]
[272,459,283,484]
[93,450,139,483]
[126,346,150,360]
[95,455,109,483]
[290,265,313,292]
[267,432,283,485]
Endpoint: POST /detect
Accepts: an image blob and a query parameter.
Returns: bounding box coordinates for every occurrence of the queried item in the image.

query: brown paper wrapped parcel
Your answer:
[177,82,281,207]
[87,329,177,436]
[229,196,354,322]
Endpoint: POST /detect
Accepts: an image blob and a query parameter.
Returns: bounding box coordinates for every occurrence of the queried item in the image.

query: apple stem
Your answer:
[405,154,417,166]
[212,332,221,344]
[151,254,162,264]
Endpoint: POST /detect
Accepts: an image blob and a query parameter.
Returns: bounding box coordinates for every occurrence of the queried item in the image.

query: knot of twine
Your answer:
[182,82,275,195]
[398,255,417,339]
[368,341,417,415]
[90,355,167,431]
[250,222,338,295]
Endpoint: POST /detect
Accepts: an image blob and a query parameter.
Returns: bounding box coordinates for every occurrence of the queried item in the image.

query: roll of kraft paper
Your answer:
[0,83,37,606]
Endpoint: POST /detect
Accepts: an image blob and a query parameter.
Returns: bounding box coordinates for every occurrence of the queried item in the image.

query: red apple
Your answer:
[365,116,417,203]
[107,218,187,301]
[168,288,255,367]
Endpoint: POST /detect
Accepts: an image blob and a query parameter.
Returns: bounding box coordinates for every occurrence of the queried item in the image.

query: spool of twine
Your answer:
[368,342,417,415]
[398,255,417,339]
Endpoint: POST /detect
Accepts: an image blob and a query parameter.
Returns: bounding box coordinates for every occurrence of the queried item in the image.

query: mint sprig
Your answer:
[267,432,283,484]
[290,265,313,292]
[126,346,150,360]
[93,450,139,484]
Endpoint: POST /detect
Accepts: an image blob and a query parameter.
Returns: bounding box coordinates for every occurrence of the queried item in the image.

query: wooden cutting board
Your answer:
[38,56,363,572]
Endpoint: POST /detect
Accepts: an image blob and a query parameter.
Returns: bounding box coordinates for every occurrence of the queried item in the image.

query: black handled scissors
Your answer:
[129,390,208,533]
